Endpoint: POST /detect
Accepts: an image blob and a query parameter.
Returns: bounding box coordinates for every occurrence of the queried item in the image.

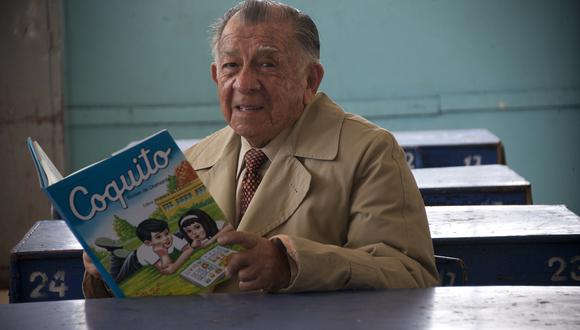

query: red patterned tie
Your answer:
[239,148,268,219]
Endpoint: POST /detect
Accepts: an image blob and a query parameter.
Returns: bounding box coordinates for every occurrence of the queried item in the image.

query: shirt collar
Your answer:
[236,127,292,177]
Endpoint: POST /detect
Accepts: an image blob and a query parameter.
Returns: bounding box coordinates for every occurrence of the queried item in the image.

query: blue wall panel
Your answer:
[63,0,580,213]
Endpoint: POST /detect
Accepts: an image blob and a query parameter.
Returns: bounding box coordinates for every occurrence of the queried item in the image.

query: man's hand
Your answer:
[83,251,101,279]
[218,231,290,292]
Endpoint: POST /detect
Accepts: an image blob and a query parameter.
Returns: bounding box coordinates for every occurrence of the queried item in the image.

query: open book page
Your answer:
[33,141,63,185]
[26,138,64,188]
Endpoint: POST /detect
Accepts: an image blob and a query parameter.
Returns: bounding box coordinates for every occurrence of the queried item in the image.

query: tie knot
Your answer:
[244,148,268,173]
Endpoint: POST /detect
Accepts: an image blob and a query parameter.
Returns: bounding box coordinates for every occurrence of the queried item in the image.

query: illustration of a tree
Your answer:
[149,207,167,221]
[167,175,178,194]
[113,215,136,242]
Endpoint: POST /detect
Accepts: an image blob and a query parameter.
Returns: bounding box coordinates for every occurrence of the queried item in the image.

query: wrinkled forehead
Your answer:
[217,14,297,54]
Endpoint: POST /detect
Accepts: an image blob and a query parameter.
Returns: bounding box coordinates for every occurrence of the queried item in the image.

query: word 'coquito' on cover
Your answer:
[70,148,172,221]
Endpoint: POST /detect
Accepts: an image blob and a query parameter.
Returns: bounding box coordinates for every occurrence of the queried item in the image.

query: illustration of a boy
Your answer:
[106,218,193,283]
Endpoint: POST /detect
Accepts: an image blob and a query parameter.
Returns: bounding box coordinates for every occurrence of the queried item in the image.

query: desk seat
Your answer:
[393,128,505,168]
[11,205,578,302]
[10,220,82,303]
[2,287,579,329]
[429,205,580,285]
[414,164,532,205]
[175,128,505,169]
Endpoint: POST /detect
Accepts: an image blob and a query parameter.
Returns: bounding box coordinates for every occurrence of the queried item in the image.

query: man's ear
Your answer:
[143,240,151,246]
[303,62,324,104]
[211,63,218,84]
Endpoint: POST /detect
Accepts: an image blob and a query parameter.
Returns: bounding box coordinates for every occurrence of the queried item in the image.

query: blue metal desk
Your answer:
[11,205,577,302]
[175,128,505,169]
[9,220,83,303]
[393,128,505,168]
[2,287,579,329]
[414,164,532,205]
[429,205,580,286]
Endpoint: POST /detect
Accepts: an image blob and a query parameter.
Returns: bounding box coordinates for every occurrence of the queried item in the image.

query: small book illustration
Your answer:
[180,244,236,287]
[27,130,239,297]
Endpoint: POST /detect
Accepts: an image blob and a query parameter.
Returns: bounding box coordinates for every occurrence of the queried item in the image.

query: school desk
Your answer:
[413,164,532,205]
[2,287,579,329]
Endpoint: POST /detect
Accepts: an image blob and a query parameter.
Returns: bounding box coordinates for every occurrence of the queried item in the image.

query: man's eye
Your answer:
[260,62,275,68]
[222,62,238,69]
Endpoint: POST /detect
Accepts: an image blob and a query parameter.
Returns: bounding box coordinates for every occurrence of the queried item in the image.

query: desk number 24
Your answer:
[29,270,69,298]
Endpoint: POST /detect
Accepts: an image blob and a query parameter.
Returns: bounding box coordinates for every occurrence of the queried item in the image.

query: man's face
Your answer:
[212,15,310,147]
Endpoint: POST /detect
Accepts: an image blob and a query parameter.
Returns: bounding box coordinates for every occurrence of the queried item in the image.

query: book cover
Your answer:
[28,130,238,297]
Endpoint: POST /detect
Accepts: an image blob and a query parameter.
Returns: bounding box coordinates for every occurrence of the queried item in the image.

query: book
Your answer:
[27,130,239,297]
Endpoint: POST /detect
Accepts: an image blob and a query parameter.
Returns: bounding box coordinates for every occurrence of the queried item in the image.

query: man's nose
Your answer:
[233,66,260,93]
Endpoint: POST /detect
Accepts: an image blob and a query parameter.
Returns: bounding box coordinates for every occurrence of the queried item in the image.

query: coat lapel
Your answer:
[186,128,239,226]
[187,93,344,235]
[237,93,344,236]
[237,150,311,236]
[200,151,238,226]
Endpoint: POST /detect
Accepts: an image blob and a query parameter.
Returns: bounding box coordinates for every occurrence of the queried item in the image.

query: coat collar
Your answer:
[188,92,345,168]
[290,92,344,161]
[185,92,345,235]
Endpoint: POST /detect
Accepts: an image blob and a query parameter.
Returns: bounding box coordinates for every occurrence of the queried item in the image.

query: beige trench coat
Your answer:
[184,93,439,292]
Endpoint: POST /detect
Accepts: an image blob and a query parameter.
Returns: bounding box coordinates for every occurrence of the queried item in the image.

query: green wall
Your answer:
[63,0,580,213]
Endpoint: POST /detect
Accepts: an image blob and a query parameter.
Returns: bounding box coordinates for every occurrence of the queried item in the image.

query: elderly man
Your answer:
[83,0,438,297]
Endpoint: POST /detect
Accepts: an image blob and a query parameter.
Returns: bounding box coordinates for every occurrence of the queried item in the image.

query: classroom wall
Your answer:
[0,0,64,287]
[64,0,580,213]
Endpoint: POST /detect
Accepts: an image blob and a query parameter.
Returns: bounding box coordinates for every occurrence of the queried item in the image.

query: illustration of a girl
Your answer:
[178,209,232,248]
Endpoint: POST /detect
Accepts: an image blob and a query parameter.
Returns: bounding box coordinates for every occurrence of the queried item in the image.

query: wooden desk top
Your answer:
[13,205,578,255]
[173,129,501,151]
[413,164,530,189]
[11,220,81,254]
[2,286,579,329]
[393,128,500,147]
[427,204,580,239]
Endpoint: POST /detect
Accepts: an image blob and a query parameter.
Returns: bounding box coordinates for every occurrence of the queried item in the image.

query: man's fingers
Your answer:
[225,250,252,278]
[82,252,101,278]
[218,231,258,249]
[219,233,291,291]
[214,224,235,239]
[239,279,263,292]
[237,264,261,283]
[219,224,234,234]
[82,251,91,264]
